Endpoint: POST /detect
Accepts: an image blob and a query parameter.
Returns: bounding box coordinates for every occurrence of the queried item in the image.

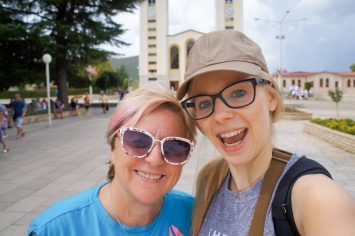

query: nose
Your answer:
[144,142,166,166]
[213,97,234,122]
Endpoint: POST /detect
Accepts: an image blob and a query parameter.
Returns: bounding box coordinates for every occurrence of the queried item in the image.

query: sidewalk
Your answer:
[0,108,354,235]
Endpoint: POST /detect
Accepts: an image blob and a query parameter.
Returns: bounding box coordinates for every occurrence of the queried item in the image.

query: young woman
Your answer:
[29,88,196,236]
[177,30,355,236]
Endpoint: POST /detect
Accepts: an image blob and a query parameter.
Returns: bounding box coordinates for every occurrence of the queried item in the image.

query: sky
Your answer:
[107,0,355,73]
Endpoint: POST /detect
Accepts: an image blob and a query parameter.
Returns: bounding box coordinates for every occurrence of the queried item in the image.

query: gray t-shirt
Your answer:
[199,154,300,236]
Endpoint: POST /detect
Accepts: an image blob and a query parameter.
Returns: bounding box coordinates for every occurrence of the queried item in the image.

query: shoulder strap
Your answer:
[272,156,332,236]
[248,149,290,236]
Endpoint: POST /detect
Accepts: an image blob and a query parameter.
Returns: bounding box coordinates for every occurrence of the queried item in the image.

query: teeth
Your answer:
[137,171,162,180]
[220,129,245,138]
[224,140,242,147]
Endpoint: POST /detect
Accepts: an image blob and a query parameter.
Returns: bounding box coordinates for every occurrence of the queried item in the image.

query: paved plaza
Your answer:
[0,101,354,236]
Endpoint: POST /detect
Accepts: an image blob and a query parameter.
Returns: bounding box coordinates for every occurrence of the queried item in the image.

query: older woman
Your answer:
[28,88,196,236]
[177,30,355,236]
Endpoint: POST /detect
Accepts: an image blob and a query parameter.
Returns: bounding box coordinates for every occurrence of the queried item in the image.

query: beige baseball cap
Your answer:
[177,30,269,100]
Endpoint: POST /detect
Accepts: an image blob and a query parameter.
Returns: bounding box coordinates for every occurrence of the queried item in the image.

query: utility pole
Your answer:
[255,10,306,89]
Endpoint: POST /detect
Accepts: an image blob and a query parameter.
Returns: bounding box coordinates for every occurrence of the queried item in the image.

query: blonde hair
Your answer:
[190,71,283,235]
[106,87,197,181]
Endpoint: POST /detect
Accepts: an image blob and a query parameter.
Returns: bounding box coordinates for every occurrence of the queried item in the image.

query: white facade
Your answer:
[139,0,244,91]
[216,0,243,31]
[276,71,355,101]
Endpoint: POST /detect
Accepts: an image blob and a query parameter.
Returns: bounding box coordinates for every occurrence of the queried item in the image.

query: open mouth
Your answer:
[219,128,247,147]
[136,170,164,180]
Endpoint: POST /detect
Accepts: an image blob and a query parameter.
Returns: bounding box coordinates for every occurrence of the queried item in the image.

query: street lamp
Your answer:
[255,10,307,89]
[85,65,97,102]
[42,53,52,127]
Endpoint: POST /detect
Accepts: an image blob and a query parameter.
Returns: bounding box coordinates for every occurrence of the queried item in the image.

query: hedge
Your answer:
[0,88,101,99]
[311,118,355,135]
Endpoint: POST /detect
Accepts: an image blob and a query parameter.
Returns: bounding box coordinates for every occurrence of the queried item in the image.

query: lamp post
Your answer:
[85,65,97,103]
[255,11,306,89]
[42,54,52,127]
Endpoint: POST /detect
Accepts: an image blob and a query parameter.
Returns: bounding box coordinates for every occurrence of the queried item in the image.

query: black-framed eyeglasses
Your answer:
[110,127,194,165]
[181,78,270,120]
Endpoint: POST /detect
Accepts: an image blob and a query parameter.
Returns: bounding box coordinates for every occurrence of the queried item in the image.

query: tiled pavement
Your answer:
[0,106,354,236]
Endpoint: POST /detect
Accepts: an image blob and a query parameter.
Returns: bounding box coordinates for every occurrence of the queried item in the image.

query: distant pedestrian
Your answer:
[54,98,63,119]
[10,93,26,139]
[0,110,9,153]
[0,103,8,139]
[83,92,90,112]
[41,98,48,110]
[99,91,109,113]
[70,97,77,116]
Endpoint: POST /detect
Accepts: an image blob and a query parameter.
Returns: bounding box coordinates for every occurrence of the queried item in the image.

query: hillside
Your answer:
[109,56,139,83]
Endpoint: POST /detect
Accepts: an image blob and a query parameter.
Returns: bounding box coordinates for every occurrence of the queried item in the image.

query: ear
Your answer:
[268,91,279,112]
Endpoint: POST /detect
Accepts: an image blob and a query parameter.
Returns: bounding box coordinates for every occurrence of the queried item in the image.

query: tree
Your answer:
[0,5,47,91]
[95,71,123,91]
[351,64,355,72]
[328,88,343,119]
[1,0,141,106]
[304,81,313,92]
[117,65,129,89]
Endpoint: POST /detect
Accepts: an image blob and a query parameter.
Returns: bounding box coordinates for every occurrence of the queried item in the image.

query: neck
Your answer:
[228,146,273,192]
[99,182,162,226]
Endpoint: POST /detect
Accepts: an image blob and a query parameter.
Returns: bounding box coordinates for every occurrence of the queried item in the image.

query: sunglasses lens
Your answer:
[122,130,153,157]
[163,139,191,164]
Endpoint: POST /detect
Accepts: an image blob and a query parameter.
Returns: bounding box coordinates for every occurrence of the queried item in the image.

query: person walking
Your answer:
[0,103,9,139]
[99,91,109,113]
[11,93,26,139]
[83,92,90,112]
[0,109,9,153]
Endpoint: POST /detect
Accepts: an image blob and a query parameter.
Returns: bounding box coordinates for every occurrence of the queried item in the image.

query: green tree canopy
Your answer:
[351,64,355,72]
[96,71,123,91]
[328,88,343,119]
[0,0,141,105]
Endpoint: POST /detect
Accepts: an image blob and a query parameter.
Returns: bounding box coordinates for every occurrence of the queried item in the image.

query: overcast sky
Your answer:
[108,0,355,73]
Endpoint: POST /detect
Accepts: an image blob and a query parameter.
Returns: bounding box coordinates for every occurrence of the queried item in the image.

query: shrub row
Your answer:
[0,88,101,99]
[311,118,355,135]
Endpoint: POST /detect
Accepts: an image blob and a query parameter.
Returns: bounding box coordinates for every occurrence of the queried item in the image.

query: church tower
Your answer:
[216,0,243,31]
[139,0,169,88]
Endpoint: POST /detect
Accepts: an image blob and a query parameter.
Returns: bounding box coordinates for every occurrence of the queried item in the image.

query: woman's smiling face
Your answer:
[189,70,278,166]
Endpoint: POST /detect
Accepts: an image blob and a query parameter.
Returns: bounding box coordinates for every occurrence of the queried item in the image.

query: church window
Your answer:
[225,26,234,29]
[148,0,155,5]
[320,78,323,88]
[325,78,329,87]
[335,81,339,88]
[170,46,179,69]
[225,0,233,3]
[186,40,195,58]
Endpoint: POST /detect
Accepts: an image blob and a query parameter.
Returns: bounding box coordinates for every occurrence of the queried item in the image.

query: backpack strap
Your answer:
[272,156,332,236]
[248,149,290,236]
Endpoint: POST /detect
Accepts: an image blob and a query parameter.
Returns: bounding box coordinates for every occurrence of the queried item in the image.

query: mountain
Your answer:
[109,56,139,82]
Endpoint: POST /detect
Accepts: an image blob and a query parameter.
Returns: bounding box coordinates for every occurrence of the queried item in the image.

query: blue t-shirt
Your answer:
[11,99,26,118]
[28,183,194,236]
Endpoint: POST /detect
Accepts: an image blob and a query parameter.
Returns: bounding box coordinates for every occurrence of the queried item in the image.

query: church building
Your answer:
[138,0,244,92]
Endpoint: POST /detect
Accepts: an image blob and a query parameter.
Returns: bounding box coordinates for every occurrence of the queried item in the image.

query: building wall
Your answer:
[167,31,204,90]
[278,72,355,101]
[139,0,168,88]
[215,0,243,31]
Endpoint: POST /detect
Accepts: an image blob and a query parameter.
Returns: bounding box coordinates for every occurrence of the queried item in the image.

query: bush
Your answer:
[0,88,101,100]
[311,118,355,135]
